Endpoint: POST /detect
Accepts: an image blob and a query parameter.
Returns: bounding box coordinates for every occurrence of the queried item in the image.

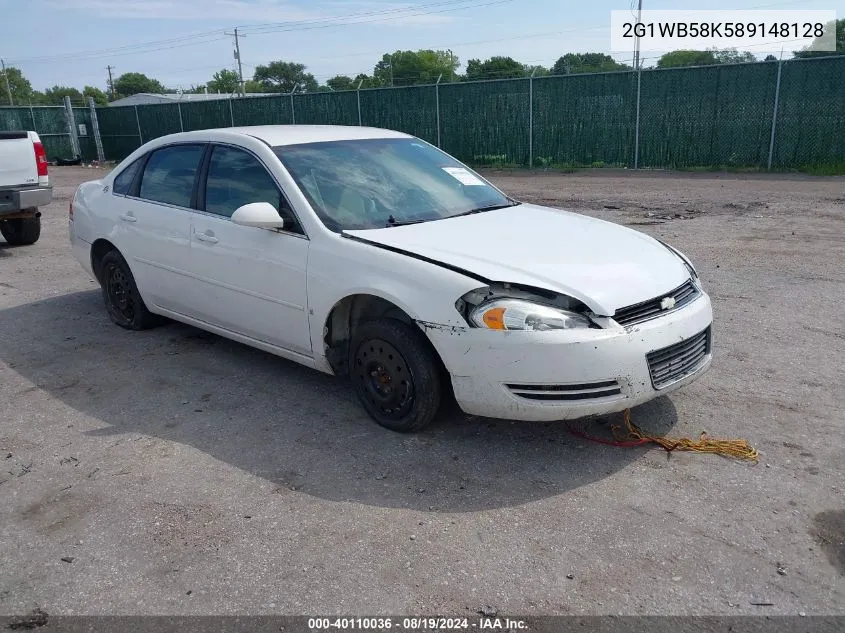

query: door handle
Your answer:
[195,233,218,244]
[119,214,137,223]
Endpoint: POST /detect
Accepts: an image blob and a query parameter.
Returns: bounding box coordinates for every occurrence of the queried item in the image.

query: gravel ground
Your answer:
[0,166,843,617]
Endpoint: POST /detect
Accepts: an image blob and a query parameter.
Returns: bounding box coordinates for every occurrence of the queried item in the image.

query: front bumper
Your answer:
[0,186,53,216]
[424,292,713,421]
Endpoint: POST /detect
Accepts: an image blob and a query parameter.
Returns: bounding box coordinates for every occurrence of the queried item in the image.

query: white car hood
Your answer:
[344,204,690,316]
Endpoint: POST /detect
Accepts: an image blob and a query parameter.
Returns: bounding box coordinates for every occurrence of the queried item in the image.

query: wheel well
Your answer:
[90,239,118,282]
[323,294,448,379]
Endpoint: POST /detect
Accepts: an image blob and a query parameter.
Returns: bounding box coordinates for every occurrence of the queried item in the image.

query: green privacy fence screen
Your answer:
[2,55,843,170]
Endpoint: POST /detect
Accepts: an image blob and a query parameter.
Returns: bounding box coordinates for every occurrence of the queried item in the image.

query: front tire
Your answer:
[0,214,40,246]
[99,250,161,330]
[350,318,442,432]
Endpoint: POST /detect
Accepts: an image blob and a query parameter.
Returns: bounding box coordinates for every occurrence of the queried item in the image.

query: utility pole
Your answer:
[633,0,643,70]
[225,27,246,97]
[107,65,116,100]
[1,59,13,105]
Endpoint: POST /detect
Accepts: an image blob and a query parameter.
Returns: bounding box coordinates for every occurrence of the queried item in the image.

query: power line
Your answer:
[7,0,816,88]
[238,0,489,33]
[7,31,228,65]
[6,0,509,66]
[240,0,514,37]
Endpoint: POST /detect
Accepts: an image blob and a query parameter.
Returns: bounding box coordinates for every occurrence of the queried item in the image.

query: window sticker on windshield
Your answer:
[442,167,485,186]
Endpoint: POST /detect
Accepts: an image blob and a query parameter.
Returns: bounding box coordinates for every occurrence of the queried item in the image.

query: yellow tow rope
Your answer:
[613,408,759,463]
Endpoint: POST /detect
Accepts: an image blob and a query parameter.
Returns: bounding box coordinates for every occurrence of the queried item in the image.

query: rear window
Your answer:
[138,144,205,208]
[112,157,144,195]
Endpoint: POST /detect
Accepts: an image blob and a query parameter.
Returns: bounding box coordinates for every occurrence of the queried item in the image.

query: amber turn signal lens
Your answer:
[481,307,507,330]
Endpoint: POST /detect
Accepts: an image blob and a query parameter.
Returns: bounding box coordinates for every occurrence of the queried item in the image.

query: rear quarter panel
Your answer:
[72,179,108,245]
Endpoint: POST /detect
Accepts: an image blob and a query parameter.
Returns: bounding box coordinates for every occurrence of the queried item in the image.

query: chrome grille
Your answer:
[613,279,700,327]
[506,380,622,402]
[647,327,711,389]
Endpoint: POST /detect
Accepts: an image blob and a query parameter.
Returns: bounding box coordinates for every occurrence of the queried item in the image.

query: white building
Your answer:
[108,92,276,107]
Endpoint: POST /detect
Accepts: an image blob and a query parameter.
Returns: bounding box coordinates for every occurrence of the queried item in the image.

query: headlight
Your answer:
[469,299,591,331]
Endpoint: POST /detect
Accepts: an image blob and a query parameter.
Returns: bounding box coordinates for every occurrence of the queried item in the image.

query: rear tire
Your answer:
[0,214,40,246]
[99,250,162,330]
[350,318,442,432]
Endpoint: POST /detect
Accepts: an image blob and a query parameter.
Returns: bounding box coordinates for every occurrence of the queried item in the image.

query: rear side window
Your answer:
[204,145,285,218]
[138,144,204,208]
[112,157,144,195]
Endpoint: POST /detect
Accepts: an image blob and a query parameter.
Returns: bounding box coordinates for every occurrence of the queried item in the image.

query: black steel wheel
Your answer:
[350,318,442,432]
[98,250,161,330]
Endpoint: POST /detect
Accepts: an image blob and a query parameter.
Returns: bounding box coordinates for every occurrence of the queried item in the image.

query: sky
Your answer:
[1,0,840,91]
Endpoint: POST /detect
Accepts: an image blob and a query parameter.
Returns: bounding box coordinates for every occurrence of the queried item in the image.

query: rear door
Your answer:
[112,143,205,314]
[187,143,312,356]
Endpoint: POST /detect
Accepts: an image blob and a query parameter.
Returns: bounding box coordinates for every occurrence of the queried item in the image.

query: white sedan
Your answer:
[69,125,712,432]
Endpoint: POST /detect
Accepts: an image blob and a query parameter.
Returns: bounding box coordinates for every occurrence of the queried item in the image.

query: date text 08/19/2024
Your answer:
[307,617,528,630]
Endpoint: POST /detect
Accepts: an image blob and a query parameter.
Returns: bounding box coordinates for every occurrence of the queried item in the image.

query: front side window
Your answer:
[204,145,289,220]
[138,144,204,208]
[112,157,144,195]
[273,138,516,232]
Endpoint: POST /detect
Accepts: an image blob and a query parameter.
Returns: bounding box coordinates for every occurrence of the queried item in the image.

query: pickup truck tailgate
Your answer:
[0,132,38,188]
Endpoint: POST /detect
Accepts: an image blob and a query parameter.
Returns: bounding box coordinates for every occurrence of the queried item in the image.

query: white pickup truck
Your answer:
[0,131,52,245]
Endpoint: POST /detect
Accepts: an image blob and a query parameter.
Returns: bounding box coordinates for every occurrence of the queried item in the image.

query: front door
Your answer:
[186,144,311,356]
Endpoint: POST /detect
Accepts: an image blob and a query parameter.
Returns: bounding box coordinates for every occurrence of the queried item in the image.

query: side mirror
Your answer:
[231,202,287,229]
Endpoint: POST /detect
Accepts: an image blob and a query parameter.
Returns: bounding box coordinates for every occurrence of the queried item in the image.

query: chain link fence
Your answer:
[1,55,843,171]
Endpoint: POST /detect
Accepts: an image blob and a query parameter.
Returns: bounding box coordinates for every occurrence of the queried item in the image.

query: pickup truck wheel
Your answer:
[99,250,161,330]
[350,318,442,432]
[0,214,40,246]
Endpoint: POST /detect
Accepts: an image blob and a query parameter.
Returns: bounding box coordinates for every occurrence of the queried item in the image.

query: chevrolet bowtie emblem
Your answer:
[661,296,677,310]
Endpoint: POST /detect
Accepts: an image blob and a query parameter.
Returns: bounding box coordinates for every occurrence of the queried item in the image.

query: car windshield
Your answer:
[273,138,516,231]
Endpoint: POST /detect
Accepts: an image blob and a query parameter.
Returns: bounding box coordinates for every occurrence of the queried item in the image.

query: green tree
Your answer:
[711,48,757,64]
[551,53,628,75]
[43,85,83,104]
[524,64,549,77]
[253,61,317,93]
[0,66,37,104]
[373,49,460,86]
[355,73,385,89]
[794,19,845,57]
[326,75,356,91]
[114,72,165,97]
[207,69,241,94]
[464,56,527,81]
[244,79,265,93]
[764,54,778,62]
[83,86,109,105]
[325,74,384,90]
[656,50,718,68]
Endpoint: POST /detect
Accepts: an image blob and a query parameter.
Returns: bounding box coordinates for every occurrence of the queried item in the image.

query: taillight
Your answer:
[33,141,48,177]
[69,186,80,220]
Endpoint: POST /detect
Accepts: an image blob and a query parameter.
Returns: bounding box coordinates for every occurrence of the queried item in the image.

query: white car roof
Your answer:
[161,125,412,147]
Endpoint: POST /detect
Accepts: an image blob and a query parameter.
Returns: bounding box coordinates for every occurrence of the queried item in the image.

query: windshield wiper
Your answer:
[385,215,430,227]
[448,201,521,219]
[384,201,520,227]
